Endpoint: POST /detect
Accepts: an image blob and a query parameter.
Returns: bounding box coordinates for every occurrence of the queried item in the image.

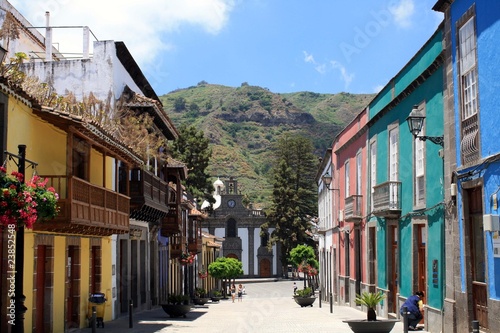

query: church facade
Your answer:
[202,177,282,278]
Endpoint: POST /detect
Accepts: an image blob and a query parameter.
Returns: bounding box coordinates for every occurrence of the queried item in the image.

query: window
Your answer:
[356,150,362,195]
[414,107,426,207]
[389,127,399,209]
[458,15,479,164]
[370,141,377,210]
[345,161,350,198]
[227,218,237,237]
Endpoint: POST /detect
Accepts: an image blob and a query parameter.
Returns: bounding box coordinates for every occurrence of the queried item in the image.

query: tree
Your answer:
[208,257,243,297]
[261,134,318,274]
[171,124,214,205]
[290,244,318,288]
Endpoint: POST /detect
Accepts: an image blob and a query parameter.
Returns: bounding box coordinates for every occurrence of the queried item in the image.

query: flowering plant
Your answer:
[0,167,59,229]
[178,251,195,265]
[198,269,208,279]
[297,263,318,277]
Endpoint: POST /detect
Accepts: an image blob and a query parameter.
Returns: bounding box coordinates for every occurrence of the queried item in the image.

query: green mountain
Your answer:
[160,82,374,208]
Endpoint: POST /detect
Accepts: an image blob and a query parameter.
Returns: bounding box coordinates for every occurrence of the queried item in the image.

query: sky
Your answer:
[9,0,443,96]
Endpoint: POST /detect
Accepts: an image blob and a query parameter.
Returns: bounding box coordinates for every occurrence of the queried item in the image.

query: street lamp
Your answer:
[321,172,339,191]
[406,105,444,146]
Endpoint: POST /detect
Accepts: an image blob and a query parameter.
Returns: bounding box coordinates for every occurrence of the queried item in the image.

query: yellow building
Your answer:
[0,75,142,332]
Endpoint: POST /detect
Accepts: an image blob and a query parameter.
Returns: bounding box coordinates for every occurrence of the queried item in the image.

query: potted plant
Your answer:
[210,290,222,302]
[193,287,209,305]
[293,287,316,307]
[343,291,399,333]
[161,294,191,318]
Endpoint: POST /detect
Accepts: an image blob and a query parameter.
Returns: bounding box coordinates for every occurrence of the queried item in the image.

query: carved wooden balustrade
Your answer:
[34,175,129,236]
[129,168,169,222]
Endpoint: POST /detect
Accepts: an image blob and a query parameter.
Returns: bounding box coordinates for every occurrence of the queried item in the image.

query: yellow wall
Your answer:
[90,149,104,187]
[7,97,67,178]
[101,236,113,321]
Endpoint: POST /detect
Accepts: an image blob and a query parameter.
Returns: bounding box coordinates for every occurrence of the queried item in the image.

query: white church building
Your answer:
[202,177,282,278]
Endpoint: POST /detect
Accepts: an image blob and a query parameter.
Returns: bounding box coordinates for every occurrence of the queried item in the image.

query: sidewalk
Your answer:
[76,280,429,333]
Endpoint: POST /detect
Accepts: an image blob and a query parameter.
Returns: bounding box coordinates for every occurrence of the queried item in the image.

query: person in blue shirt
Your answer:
[400,291,424,331]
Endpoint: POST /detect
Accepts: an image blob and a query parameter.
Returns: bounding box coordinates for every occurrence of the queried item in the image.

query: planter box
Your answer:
[343,319,399,333]
[160,304,192,318]
[193,297,209,305]
[293,296,316,307]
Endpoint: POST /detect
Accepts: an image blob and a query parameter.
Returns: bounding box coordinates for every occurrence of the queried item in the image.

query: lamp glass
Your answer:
[322,172,332,186]
[406,106,425,136]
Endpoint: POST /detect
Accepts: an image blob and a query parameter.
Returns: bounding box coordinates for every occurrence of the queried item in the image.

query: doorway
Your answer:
[259,258,271,277]
[466,187,488,330]
[66,245,80,329]
[388,225,398,313]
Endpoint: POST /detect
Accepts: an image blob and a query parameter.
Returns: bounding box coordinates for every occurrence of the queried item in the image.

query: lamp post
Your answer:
[4,145,37,333]
[406,105,444,146]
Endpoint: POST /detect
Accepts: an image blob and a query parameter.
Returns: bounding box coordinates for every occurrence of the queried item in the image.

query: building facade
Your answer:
[434,0,500,332]
[203,177,281,278]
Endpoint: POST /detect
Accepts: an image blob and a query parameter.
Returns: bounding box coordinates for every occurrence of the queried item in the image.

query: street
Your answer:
[81,280,420,333]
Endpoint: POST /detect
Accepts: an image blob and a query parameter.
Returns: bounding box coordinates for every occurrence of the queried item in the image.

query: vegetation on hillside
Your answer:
[160,82,374,207]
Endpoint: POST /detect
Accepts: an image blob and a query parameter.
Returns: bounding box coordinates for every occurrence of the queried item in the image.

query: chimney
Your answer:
[45,11,52,61]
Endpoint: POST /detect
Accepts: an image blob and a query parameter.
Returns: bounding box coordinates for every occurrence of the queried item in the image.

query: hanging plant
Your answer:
[178,251,195,265]
[198,269,208,279]
[0,167,59,229]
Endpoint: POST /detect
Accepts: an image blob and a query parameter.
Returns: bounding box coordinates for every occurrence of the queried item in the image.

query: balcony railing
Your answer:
[372,181,402,218]
[129,168,169,222]
[34,175,129,236]
[160,204,181,237]
[344,195,363,222]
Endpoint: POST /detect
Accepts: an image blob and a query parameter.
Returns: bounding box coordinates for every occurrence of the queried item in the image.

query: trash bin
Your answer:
[87,293,106,328]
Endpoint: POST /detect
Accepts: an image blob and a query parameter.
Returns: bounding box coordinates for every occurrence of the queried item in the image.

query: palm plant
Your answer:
[355,291,386,321]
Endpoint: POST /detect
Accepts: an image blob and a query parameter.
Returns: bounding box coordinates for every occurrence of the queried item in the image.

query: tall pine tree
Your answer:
[261,133,318,273]
[171,124,214,205]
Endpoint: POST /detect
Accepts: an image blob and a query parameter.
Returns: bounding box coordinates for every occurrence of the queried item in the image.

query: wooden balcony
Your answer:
[372,181,401,218]
[344,195,363,223]
[160,204,181,237]
[188,236,202,254]
[34,175,129,236]
[170,234,186,258]
[129,168,169,222]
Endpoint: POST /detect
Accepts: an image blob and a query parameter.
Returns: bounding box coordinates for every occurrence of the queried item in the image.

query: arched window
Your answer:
[227,218,237,237]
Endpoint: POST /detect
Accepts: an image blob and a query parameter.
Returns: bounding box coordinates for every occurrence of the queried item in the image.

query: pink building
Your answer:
[331,107,369,307]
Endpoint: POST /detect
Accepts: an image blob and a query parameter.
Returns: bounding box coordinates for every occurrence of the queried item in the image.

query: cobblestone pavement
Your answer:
[79,280,428,333]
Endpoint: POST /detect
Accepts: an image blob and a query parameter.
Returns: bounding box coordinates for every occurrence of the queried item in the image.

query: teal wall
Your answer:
[368,26,444,311]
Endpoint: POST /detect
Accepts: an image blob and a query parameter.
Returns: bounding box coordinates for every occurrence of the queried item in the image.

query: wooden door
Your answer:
[36,245,46,332]
[416,225,426,324]
[259,258,271,277]
[388,225,398,313]
[66,246,80,328]
[467,187,488,329]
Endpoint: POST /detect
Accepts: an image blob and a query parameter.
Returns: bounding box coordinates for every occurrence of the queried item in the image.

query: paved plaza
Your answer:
[79,280,426,333]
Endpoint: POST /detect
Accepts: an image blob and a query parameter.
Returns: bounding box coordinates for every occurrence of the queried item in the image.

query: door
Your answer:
[416,225,426,324]
[388,225,398,313]
[467,188,488,329]
[66,246,80,329]
[36,245,46,332]
[259,258,271,277]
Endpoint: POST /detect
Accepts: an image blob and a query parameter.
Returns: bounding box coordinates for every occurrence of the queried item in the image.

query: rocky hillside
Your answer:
[160,82,374,207]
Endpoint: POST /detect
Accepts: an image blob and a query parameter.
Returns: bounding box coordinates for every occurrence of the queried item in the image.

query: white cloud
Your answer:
[331,60,354,89]
[303,51,315,64]
[8,0,236,65]
[389,0,415,28]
